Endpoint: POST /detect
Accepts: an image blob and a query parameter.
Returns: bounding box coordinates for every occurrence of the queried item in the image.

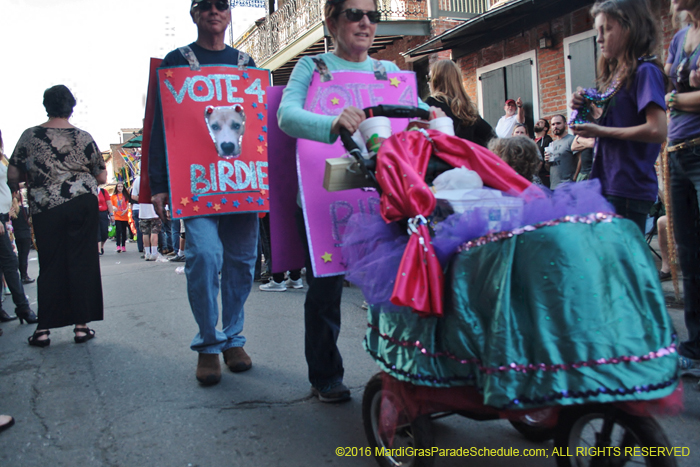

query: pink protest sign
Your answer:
[298,70,418,277]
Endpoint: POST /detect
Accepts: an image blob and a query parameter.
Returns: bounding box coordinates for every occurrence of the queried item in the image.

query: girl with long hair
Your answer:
[570,0,667,233]
[110,182,131,253]
[425,59,495,147]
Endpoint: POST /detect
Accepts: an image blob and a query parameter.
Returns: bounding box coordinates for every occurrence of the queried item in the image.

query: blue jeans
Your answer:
[0,213,29,314]
[605,195,654,234]
[132,209,143,252]
[184,213,258,353]
[669,145,700,359]
[295,208,345,388]
[171,218,181,254]
[161,216,172,250]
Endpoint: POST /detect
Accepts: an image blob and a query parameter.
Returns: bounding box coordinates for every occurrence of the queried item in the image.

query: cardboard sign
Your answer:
[158,65,271,219]
[298,70,418,276]
[139,57,163,201]
[267,86,306,274]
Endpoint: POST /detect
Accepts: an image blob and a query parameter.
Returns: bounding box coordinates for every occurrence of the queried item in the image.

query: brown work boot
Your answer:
[196,353,221,385]
[223,347,252,373]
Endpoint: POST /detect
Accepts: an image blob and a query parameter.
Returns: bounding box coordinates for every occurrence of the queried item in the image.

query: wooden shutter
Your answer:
[569,36,597,92]
[480,68,506,128]
[505,59,533,131]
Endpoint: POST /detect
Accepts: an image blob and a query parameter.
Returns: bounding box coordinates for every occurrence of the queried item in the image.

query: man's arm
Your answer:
[567,137,579,181]
[571,136,595,152]
[151,193,169,223]
[7,165,22,192]
[516,97,525,124]
[573,153,583,180]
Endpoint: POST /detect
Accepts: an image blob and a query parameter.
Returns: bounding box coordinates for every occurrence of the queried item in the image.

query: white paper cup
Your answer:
[429,116,455,136]
[359,117,392,153]
[350,130,370,159]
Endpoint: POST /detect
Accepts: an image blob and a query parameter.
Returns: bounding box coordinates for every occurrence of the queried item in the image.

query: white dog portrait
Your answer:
[204,105,246,159]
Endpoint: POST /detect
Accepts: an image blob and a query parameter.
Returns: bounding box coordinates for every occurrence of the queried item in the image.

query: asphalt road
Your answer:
[1,240,698,467]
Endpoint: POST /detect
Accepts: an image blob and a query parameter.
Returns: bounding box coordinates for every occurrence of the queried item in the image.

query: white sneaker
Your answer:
[145,253,156,261]
[259,280,286,292]
[285,278,303,289]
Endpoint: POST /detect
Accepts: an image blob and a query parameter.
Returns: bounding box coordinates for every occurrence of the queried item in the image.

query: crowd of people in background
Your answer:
[1,0,699,436]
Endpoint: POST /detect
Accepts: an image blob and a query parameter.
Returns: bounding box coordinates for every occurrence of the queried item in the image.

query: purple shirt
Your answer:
[667,27,700,142]
[590,61,665,202]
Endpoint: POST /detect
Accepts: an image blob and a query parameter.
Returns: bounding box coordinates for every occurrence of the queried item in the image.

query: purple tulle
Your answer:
[342,180,614,307]
[342,214,408,309]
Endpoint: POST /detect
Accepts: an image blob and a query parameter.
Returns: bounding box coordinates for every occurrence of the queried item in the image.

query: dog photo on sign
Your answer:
[205,105,246,159]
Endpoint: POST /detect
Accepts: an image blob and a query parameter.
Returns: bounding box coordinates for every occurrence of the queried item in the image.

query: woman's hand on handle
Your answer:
[331,106,366,135]
[428,106,446,119]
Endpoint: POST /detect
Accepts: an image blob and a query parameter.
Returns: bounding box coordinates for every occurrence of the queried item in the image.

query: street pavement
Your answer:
[1,239,699,467]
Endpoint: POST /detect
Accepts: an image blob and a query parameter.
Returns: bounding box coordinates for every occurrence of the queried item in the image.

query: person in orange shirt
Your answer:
[110,182,131,253]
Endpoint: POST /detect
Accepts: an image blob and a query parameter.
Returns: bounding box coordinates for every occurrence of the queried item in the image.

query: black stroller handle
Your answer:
[361,105,431,120]
[338,106,429,187]
[338,127,378,186]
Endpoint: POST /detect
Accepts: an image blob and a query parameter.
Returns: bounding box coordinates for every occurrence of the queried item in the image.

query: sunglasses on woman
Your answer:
[338,8,381,24]
[193,0,230,12]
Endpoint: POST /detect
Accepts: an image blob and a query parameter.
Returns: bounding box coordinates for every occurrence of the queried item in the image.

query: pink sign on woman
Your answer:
[297,70,418,277]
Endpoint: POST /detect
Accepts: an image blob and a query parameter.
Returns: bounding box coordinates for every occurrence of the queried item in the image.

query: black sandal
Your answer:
[73,327,95,344]
[28,330,50,348]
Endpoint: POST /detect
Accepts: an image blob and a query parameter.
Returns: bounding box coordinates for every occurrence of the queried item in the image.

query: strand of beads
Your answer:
[568,76,623,126]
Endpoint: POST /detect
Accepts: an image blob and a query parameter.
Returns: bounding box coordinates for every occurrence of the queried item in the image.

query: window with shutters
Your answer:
[564,30,598,120]
[476,51,539,134]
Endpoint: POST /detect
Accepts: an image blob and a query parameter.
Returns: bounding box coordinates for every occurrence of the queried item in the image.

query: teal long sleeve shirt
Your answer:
[277,52,428,144]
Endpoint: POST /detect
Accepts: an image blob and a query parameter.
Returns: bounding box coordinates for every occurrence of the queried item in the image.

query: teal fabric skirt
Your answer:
[365,217,678,409]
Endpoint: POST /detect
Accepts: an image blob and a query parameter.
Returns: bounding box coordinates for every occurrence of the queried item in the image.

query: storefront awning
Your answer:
[404,0,594,60]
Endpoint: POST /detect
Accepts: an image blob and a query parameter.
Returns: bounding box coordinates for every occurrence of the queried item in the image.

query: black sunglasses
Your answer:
[338,8,381,24]
[193,0,230,12]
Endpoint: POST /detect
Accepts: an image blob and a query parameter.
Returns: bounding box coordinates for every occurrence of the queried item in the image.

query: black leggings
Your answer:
[115,220,129,247]
[16,237,31,280]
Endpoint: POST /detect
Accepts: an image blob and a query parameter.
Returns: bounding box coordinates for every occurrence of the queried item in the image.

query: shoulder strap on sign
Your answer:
[372,59,388,81]
[178,46,201,71]
[237,51,251,70]
[312,57,333,82]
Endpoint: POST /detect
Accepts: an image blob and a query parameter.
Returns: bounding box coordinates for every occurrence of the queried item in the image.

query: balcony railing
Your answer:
[234,0,489,65]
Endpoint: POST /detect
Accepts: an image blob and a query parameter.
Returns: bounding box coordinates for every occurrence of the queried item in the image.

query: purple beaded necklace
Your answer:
[568,72,623,126]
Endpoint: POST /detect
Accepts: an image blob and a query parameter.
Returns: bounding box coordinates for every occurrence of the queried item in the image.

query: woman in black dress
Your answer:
[9,85,107,347]
[425,59,495,147]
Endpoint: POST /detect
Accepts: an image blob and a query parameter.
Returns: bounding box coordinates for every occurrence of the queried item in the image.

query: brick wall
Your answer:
[371,36,430,70]
[453,0,672,121]
[366,0,674,120]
